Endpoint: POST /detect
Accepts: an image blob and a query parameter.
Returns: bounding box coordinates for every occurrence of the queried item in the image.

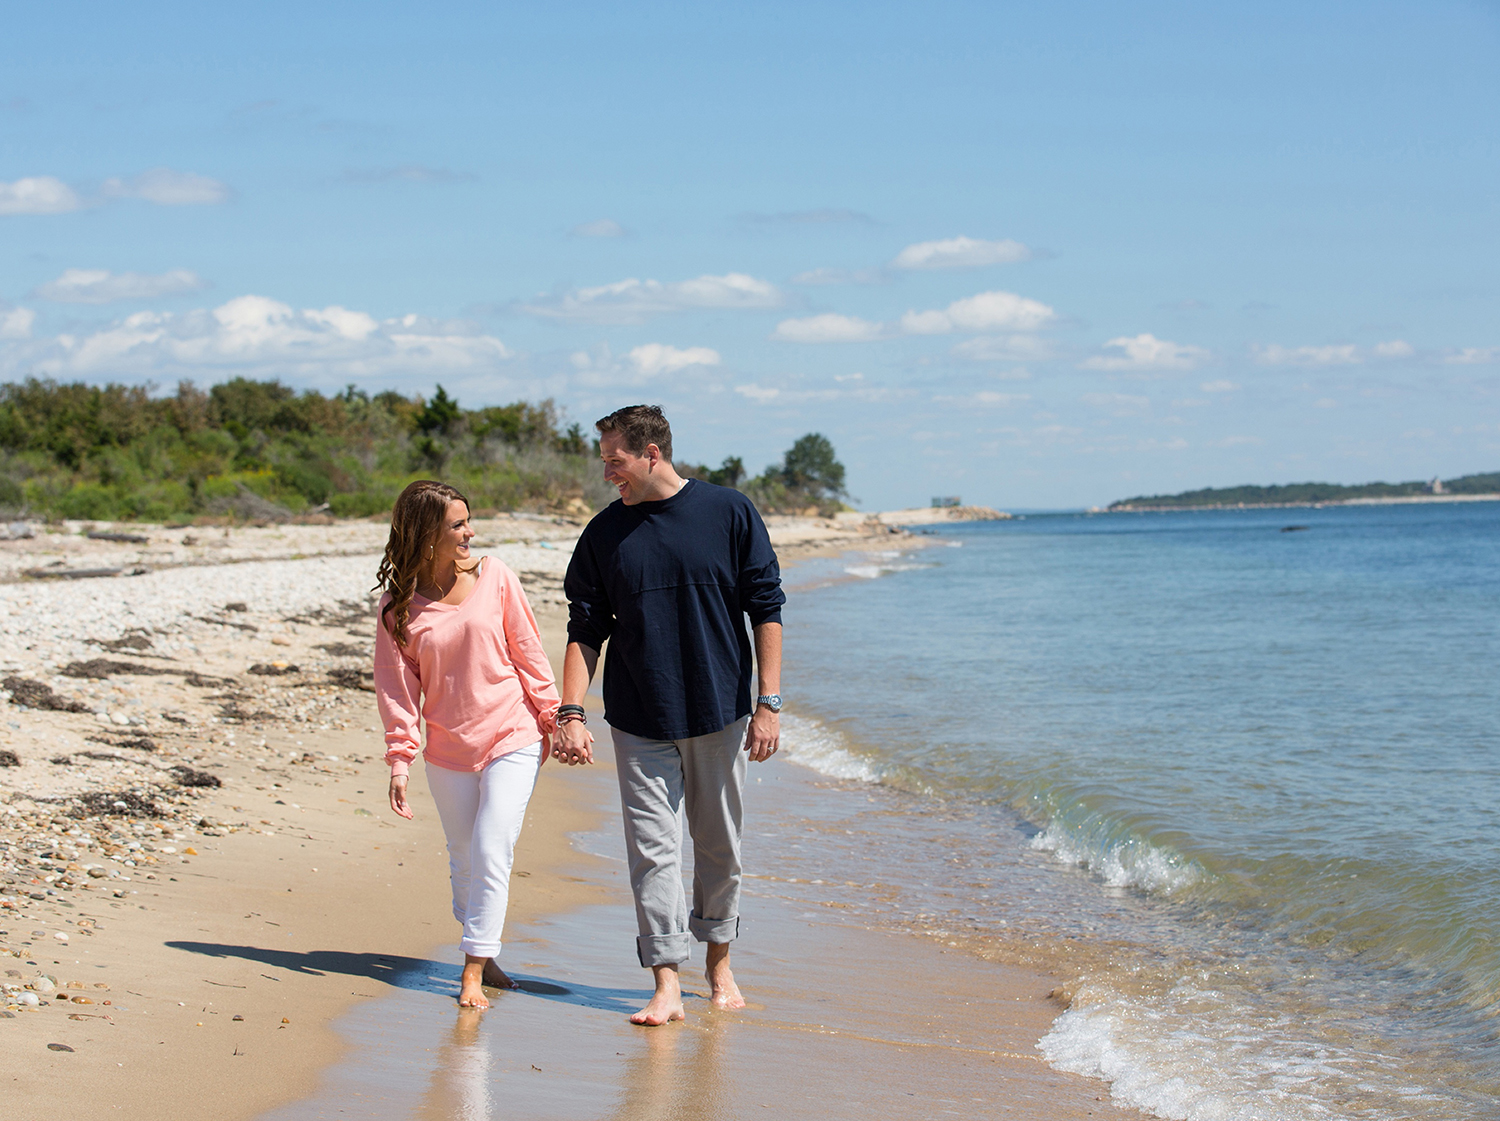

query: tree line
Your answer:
[0,377,849,522]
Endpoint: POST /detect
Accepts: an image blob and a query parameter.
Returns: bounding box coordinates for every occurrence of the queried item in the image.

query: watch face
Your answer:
[760,694,783,712]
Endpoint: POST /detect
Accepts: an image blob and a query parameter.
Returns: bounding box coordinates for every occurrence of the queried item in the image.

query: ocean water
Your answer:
[774,502,1500,1120]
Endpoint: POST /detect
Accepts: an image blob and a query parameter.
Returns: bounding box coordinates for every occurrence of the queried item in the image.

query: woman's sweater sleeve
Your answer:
[499,564,561,734]
[373,610,424,778]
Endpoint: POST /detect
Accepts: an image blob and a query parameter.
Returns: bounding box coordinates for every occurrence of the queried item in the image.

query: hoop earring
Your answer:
[426,545,434,560]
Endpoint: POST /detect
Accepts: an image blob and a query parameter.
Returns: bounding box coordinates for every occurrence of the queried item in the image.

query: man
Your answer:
[554,404,784,1026]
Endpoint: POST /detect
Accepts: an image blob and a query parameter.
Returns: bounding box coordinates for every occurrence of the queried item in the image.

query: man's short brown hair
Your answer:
[595,404,673,462]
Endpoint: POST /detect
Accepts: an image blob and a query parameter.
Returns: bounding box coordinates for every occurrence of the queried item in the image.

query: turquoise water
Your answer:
[777,503,1500,1120]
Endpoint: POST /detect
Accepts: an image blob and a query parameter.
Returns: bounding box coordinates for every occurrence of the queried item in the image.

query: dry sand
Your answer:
[0,514,1135,1120]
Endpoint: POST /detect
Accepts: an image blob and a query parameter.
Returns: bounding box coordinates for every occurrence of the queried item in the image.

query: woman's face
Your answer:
[429,499,474,567]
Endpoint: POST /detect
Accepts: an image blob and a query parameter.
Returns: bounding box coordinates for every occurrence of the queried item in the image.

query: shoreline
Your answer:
[1,521,1137,1119]
[1103,491,1500,512]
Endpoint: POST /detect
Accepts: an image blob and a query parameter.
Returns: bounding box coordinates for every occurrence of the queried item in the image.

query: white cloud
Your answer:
[771,313,884,343]
[522,273,782,324]
[1253,341,1411,366]
[35,268,207,304]
[735,383,781,403]
[951,334,1053,362]
[1445,347,1500,365]
[1313,398,1338,408]
[0,176,81,215]
[571,218,626,238]
[1200,379,1240,393]
[892,236,1032,270]
[4,294,509,382]
[0,307,35,339]
[101,168,230,206]
[1081,334,1210,371]
[628,343,721,376]
[900,290,1056,334]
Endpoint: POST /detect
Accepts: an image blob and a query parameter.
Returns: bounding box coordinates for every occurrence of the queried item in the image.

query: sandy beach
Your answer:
[0,513,1136,1120]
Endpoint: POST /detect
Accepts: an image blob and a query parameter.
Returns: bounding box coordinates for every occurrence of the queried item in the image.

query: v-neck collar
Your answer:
[412,557,486,610]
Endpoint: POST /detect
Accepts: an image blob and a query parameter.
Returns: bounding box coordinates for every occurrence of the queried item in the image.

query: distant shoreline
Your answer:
[1103,492,1500,513]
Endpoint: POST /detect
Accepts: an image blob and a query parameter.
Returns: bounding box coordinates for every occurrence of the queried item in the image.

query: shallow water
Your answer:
[778,502,1500,1120]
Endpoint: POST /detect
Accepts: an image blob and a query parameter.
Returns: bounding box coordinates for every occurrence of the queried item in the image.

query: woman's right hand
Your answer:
[553,719,595,766]
[389,774,414,819]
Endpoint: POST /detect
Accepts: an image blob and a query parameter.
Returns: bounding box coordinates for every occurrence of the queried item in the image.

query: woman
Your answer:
[374,480,560,1009]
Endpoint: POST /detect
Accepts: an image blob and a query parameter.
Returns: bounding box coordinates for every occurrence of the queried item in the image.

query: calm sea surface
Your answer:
[775,502,1500,1120]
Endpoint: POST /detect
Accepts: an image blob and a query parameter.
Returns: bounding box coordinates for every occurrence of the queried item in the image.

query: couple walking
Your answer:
[373,405,785,1025]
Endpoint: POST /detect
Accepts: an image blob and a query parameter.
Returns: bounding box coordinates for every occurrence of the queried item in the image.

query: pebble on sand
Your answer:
[47,1042,74,1052]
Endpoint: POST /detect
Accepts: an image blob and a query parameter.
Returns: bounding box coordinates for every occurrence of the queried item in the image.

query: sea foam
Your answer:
[1029,815,1203,895]
[778,713,885,784]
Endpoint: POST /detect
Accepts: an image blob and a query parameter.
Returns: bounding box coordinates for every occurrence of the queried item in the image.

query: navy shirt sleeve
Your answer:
[564,523,615,652]
[738,500,784,628]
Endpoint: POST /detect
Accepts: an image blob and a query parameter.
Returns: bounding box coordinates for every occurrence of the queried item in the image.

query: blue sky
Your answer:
[2,1,1497,508]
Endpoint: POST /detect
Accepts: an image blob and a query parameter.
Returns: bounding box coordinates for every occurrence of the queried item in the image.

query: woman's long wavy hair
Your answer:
[375,480,471,646]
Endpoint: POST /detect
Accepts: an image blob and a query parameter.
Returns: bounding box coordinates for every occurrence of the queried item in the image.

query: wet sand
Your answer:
[265,727,1143,1121]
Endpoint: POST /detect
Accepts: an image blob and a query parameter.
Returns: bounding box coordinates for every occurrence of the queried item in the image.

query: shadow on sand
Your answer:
[165,941,650,1014]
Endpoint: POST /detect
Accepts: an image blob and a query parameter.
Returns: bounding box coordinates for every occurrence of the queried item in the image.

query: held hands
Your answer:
[388,774,414,819]
[745,707,780,762]
[552,717,594,766]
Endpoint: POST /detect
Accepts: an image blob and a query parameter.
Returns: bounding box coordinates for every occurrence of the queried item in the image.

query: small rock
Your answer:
[271,637,292,647]
[31,978,55,994]
[110,713,131,727]
[184,847,198,856]
[87,868,106,878]
[18,992,38,1007]
[232,1014,244,1021]
[101,1000,111,1006]
[281,1016,290,1024]
[47,1042,74,1052]
[71,996,92,1004]
[53,933,68,943]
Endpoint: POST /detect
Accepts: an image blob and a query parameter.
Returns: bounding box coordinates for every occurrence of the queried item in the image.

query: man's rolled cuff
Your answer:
[689,912,740,945]
[636,931,693,968]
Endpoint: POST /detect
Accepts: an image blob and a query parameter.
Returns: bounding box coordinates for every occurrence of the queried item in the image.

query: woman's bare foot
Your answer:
[630,964,686,1026]
[705,942,746,1010]
[458,959,490,1009]
[481,958,520,991]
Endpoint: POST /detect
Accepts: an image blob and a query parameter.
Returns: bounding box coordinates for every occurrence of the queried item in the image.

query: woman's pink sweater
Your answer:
[374,558,560,778]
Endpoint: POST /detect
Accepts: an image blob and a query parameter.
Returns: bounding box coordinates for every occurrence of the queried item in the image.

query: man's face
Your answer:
[600,431,655,505]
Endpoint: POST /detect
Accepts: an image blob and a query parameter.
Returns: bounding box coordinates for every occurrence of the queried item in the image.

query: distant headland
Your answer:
[1108,472,1500,511]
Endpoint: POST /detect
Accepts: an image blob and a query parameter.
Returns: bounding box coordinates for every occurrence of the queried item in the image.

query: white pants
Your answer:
[424,742,542,959]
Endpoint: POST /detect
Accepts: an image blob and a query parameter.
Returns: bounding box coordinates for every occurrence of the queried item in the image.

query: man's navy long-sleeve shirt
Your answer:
[564,479,785,741]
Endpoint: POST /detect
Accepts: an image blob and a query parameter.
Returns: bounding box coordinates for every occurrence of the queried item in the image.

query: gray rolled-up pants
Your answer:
[609,716,749,968]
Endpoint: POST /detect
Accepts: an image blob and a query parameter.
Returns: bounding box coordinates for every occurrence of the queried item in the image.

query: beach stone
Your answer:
[71,996,92,1004]
[46,1042,74,1051]
[31,977,54,994]
[18,992,38,1007]
[110,713,131,727]
[53,933,68,943]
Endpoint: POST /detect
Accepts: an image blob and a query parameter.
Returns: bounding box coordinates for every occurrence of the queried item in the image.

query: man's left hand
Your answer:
[745,707,779,762]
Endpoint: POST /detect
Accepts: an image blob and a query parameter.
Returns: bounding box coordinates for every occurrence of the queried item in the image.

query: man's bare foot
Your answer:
[630,964,686,1026]
[481,959,521,991]
[458,959,489,1009]
[705,942,746,1010]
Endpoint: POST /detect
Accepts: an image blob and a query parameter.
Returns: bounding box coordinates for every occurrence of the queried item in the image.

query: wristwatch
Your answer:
[756,694,783,713]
